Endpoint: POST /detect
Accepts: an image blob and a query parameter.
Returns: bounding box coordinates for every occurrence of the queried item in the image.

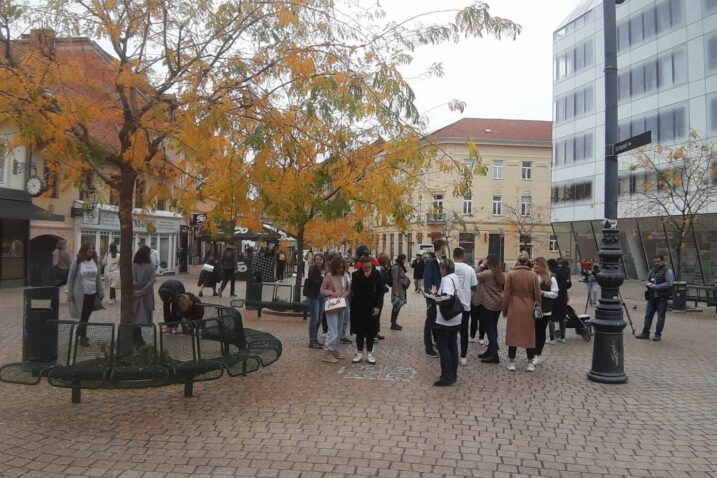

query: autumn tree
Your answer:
[1,0,520,320]
[627,132,717,281]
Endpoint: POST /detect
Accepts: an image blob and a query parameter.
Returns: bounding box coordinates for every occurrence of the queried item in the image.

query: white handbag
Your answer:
[202,264,214,273]
[324,297,347,313]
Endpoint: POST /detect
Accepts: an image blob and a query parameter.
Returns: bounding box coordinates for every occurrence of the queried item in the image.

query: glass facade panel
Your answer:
[572,221,599,264]
[661,222,699,283]
[693,215,717,284]
[618,218,646,280]
[639,218,670,272]
[552,222,578,272]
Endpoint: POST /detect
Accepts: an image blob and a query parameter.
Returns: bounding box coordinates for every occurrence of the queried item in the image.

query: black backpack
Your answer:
[381,264,393,289]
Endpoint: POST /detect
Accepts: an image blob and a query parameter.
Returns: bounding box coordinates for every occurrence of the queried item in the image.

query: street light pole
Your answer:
[587,0,628,384]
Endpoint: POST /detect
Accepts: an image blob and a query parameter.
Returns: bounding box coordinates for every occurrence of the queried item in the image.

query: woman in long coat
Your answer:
[503,256,541,372]
[350,256,385,364]
[132,245,156,325]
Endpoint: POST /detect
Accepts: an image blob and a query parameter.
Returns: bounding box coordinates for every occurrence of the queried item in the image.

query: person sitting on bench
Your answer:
[158,280,204,330]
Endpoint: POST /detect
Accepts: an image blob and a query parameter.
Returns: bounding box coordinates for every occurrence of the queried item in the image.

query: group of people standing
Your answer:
[419,240,575,384]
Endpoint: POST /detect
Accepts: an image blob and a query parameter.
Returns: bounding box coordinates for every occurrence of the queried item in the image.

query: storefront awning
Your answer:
[0,188,64,221]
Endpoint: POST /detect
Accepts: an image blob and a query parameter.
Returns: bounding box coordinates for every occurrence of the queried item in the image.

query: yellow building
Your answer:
[374,118,558,268]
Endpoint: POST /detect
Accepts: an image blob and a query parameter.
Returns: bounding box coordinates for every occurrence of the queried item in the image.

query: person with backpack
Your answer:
[390,253,409,331]
[411,253,425,293]
[423,239,447,358]
[217,244,237,297]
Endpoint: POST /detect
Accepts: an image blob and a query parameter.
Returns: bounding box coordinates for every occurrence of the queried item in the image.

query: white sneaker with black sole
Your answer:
[367,353,376,364]
[352,352,362,363]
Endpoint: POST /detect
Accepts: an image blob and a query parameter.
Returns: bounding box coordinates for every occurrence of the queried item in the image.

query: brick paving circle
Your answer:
[0,275,716,477]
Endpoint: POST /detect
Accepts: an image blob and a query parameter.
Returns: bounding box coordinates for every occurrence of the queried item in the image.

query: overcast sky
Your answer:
[379,0,581,131]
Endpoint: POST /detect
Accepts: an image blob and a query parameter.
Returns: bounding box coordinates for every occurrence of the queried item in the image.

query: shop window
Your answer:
[1,219,26,281]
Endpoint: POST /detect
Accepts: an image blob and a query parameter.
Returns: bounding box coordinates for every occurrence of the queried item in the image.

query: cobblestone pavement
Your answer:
[1,274,716,477]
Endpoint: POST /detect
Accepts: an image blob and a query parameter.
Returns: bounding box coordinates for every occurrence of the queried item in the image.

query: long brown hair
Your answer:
[312,253,326,272]
[533,257,551,285]
[484,254,504,288]
[76,242,95,263]
[328,255,345,275]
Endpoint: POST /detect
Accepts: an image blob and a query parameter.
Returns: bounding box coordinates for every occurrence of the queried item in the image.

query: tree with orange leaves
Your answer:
[1,0,520,322]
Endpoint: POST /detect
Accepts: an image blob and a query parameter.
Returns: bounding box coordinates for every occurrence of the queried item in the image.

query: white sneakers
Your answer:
[558,338,566,344]
[352,352,362,363]
[508,360,537,372]
[478,339,486,345]
[526,363,536,372]
[532,356,540,366]
[468,337,477,343]
[507,361,516,371]
[459,357,467,366]
[546,339,556,345]
[367,353,376,364]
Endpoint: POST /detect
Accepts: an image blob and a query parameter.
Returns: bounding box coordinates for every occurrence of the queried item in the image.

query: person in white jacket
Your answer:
[531,257,559,369]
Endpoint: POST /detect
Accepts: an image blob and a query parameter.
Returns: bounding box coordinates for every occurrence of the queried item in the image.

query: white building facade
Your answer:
[552,0,717,284]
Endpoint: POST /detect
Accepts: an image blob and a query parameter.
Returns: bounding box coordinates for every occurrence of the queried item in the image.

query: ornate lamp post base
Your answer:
[587,220,628,384]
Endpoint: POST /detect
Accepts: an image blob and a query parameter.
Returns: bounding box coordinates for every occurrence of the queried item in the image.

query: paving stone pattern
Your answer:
[1,275,716,477]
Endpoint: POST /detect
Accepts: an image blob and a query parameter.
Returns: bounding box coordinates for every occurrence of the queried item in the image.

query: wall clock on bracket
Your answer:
[26,175,47,197]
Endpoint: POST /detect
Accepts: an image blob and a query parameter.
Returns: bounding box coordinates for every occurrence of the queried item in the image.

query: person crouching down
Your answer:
[158,279,204,331]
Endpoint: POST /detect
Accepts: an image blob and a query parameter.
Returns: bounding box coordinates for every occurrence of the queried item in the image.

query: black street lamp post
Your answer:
[587,0,628,384]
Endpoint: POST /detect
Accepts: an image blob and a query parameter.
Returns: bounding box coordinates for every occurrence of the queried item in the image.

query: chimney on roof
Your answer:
[29,29,56,59]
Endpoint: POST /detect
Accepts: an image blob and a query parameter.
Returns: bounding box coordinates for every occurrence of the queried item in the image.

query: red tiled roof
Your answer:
[429,118,552,142]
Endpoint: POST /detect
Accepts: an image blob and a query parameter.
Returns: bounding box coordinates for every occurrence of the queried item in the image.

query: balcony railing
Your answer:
[426,212,446,224]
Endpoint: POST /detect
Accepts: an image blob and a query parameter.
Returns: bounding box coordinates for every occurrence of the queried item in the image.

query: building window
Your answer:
[619,46,686,103]
[493,160,503,179]
[432,194,444,213]
[42,161,59,199]
[521,196,532,216]
[618,103,688,147]
[554,10,593,42]
[492,195,502,215]
[522,161,532,180]
[417,233,423,245]
[549,235,559,252]
[462,194,473,215]
[78,171,94,201]
[617,0,685,52]
[551,180,593,204]
[554,39,594,82]
[134,179,145,209]
[707,0,717,14]
[555,84,594,124]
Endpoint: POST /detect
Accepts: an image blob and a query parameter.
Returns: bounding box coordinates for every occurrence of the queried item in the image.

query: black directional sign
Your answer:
[613,130,652,155]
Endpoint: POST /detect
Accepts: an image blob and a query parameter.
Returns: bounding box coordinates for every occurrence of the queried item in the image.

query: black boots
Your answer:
[481,353,500,364]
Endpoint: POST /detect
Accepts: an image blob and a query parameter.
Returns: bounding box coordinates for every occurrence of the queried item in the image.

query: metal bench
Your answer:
[244,283,309,318]
[685,284,717,313]
[0,304,282,403]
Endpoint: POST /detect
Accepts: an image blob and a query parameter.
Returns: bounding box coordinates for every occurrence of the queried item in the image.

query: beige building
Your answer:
[374,118,558,268]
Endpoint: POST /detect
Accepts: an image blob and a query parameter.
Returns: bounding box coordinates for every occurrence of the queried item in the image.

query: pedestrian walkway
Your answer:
[0,273,716,477]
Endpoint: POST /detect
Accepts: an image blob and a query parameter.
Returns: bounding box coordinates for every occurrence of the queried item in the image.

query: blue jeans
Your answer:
[339,304,350,339]
[325,311,341,352]
[643,296,668,337]
[433,324,459,383]
[586,281,599,305]
[308,295,325,344]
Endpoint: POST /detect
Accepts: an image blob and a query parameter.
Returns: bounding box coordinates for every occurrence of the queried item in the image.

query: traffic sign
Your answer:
[612,131,652,155]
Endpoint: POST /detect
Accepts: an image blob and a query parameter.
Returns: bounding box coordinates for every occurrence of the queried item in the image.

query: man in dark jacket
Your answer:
[636,255,674,341]
[218,244,237,297]
[411,254,425,293]
[423,239,446,357]
[548,258,571,343]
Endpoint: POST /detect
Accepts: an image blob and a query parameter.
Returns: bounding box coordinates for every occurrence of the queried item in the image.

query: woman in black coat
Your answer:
[350,256,385,364]
[548,258,572,343]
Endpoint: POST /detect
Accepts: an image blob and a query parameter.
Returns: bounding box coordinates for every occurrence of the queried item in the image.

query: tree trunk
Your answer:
[118,170,137,325]
[294,228,305,301]
[675,233,685,282]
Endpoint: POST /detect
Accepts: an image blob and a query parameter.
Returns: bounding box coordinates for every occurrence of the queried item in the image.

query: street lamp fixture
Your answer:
[587,0,628,384]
